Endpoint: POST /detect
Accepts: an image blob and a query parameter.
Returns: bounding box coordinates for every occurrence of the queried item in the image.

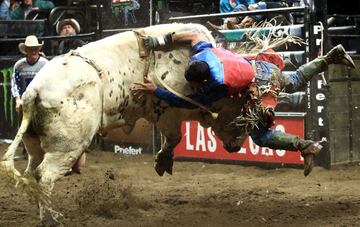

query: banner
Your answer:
[0,59,18,139]
[174,116,304,164]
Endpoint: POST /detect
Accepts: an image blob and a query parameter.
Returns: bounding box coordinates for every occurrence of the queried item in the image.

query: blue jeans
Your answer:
[250,124,281,148]
[254,60,306,93]
[219,0,248,13]
[122,0,140,26]
[0,0,11,20]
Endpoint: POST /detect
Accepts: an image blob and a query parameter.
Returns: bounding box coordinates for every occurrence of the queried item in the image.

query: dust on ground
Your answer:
[0,144,359,226]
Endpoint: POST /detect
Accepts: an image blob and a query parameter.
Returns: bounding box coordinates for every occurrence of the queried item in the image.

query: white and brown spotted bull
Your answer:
[1,23,246,225]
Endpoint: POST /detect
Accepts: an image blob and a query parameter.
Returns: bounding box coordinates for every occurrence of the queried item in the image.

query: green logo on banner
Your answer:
[1,67,14,126]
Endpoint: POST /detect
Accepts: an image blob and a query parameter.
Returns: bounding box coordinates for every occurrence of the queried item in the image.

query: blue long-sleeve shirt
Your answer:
[0,0,11,20]
[154,41,229,109]
[219,0,249,13]
[154,85,228,109]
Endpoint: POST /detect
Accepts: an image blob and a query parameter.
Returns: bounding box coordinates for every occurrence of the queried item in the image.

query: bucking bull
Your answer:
[1,23,248,225]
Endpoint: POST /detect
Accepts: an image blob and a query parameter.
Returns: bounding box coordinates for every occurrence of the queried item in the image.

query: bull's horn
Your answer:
[210,112,219,119]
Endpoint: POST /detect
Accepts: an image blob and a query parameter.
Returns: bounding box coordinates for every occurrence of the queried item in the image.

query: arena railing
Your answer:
[0,20,47,38]
[168,6,307,21]
[0,32,95,43]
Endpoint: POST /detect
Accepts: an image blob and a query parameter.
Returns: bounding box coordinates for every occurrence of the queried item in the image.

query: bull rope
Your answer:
[152,65,219,119]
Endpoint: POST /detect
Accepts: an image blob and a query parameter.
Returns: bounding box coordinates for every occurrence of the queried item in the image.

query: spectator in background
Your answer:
[122,0,140,27]
[10,0,54,20]
[0,0,11,20]
[208,1,264,30]
[219,0,254,13]
[12,35,48,111]
[11,35,48,160]
[208,1,290,30]
[56,18,86,54]
[232,1,291,29]
[10,0,32,19]
[33,0,54,10]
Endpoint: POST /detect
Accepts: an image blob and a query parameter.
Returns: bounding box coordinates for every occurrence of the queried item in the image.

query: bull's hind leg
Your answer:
[22,134,44,178]
[35,149,85,226]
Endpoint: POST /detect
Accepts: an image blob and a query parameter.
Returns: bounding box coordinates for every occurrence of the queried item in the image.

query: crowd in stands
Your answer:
[0,0,54,20]
[208,0,297,30]
[0,0,142,27]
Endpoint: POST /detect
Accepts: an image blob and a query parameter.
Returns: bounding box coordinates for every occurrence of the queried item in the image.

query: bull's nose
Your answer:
[224,145,240,153]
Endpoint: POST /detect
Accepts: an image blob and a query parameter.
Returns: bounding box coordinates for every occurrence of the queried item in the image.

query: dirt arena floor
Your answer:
[0,144,359,227]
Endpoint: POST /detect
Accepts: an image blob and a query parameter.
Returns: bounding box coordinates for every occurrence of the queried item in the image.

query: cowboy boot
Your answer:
[154,149,174,176]
[299,44,355,82]
[300,141,323,176]
[324,44,355,68]
[261,131,322,176]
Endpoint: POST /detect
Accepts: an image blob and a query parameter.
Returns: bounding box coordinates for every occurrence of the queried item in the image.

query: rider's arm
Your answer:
[171,31,207,47]
[144,31,209,50]
[154,85,228,109]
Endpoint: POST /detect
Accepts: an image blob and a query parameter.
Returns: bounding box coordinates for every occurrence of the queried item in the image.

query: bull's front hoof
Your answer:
[165,166,173,175]
[154,150,174,176]
[154,163,166,176]
[224,145,241,153]
[154,160,173,176]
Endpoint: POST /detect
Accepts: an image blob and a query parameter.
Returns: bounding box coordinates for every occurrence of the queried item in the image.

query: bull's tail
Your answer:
[0,89,52,206]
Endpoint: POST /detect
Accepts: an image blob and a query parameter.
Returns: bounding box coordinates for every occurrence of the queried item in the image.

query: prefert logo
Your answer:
[114,145,142,155]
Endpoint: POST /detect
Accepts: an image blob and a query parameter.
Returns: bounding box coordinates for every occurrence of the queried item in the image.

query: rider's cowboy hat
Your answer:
[18,35,43,55]
[56,18,80,35]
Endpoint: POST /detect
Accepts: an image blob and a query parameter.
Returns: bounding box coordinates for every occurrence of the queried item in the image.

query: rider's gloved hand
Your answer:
[263,106,275,128]
[144,32,173,50]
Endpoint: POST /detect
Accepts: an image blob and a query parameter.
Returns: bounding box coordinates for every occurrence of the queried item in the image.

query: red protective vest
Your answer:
[243,49,285,70]
[211,48,255,95]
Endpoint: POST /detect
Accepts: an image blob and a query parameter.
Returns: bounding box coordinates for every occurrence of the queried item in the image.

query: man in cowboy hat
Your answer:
[11,35,48,160]
[56,18,86,55]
